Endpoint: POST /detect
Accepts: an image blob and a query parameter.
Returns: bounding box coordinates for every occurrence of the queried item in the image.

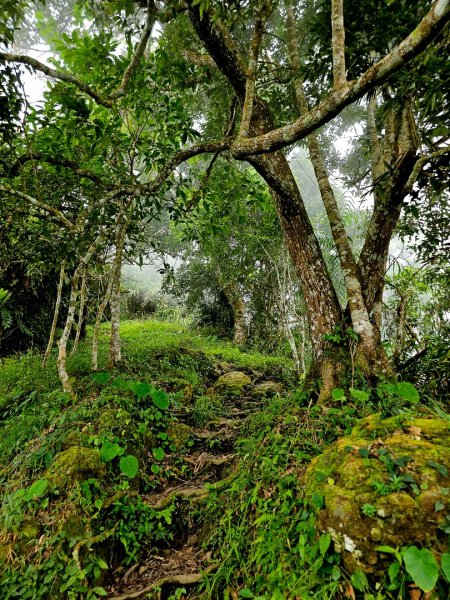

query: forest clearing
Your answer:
[0,0,449,598]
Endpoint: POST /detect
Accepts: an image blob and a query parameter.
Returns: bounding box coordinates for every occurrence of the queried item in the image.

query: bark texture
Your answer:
[42,260,65,367]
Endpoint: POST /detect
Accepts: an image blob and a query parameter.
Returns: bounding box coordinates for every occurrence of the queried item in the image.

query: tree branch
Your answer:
[239,0,272,137]
[231,0,450,156]
[403,145,450,194]
[109,0,157,101]
[9,153,114,188]
[0,1,157,107]
[331,0,346,88]
[0,184,75,229]
[142,138,233,193]
[0,52,113,107]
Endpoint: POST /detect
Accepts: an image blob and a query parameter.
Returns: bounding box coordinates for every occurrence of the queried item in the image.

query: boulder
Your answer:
[167,422,192,449]
[253,381,284,397]
[303,413,450,574]
[45,446,105,492]
[214,371,251,396]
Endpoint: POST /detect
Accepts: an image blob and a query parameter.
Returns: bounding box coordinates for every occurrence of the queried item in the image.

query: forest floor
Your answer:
[0,320,449,599]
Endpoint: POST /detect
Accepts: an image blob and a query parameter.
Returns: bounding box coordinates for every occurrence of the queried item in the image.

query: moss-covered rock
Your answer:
[97,407,132,433]
[253,381,284,397]
[214,371,251,396]
[45,446,105,492]
[167,422,192,449]
[303,413,450,574]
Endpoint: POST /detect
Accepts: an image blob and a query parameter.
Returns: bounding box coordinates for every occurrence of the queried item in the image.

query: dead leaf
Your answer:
[407,425,422,440]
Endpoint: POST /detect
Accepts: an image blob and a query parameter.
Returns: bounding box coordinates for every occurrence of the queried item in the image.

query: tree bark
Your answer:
[70,267,87,356]
[42,260,65,367]
[57,232,106,396]
[92,272,113,371]
[108,218,128,369]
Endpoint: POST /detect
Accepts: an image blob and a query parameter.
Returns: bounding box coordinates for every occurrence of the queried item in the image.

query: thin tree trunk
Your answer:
[70,267,87,356]
[216,266,247,345]
[108,220,127,369]
[57,278,80,396]
[92,272,113,371]
[57,231,106,396]
[42,260,65,367]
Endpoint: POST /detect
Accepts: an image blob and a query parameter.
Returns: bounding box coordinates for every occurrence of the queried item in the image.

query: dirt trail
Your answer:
[106,378,271,599]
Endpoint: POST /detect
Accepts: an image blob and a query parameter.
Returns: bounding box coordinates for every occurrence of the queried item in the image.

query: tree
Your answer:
[1,0,448,397]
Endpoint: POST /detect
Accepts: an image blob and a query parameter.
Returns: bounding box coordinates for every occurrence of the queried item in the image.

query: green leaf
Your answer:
[349,388,369,402]
[92,372,110,385]
[151,388,170,410]
[331,566,341,581]
[90,588,107,596]
[131,382,153,399]
[403,546,438,592]
[119,455,139,478]
[358,447,370,458]
[331,388,345,400]
[151,464,160,475]
[350,570,368,591]
[25,479,48,501]
[152,447,165,461]
[388,561,400,582]
[396,382,419,403]
[99,441,122,462]
[441,553,450,582]
[376,545,397,553]
[238,590,254,599]
[319,532,331,556]
[97,560,108,570]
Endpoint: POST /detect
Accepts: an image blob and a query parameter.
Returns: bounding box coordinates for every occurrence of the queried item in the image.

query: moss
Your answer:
[253,381,284,397]
[214,371,251,396]
[304,413,450,574]
[167,422,192,449]
[45,446,105,492]
[97,407,131,433]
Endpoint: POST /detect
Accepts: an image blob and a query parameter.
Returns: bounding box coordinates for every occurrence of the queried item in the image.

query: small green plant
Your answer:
[361,503,376,517]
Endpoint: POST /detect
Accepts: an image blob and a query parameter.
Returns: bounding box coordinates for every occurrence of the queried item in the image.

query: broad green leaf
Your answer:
[350,570,368,591]
[388,561,400,582]
[151,464,160,475]
[238,590,254,599]
[376,545,398,554]
[92,372,110,385]
[319,532,331,556]
[331,388,345,400]
[151,388,170,410]
[403,546,438,592]
[441,553,450,582]
[131,382,153,399]
[152,447,165,461]
[349,388,369,402]
[99,441,122,462]
[119,455,139,478]
[396,382,419,403]
[25,479,48,500]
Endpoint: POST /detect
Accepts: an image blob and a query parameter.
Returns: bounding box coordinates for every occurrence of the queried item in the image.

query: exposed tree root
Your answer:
[109,565,217,600]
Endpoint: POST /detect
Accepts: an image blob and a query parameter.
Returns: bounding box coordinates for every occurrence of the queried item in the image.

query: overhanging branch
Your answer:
[232,0,450,156]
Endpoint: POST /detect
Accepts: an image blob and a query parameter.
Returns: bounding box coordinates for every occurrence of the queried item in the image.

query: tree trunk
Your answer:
[92,271,113,371]
[108,219,127,369]
[42,260,65,367]
[189,4,343,381]
[216,266,247,345]
[70,267,87,356]
[57,231,106,396]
